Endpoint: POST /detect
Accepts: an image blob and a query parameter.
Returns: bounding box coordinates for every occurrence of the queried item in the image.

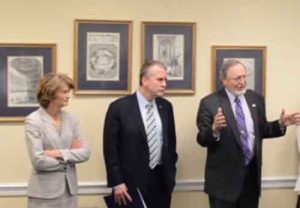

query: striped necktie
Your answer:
[234,96,252,165]
[145,104,159,169]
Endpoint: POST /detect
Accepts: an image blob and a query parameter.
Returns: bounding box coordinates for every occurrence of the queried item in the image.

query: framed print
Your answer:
[0,43,56,121]
[74,19,132,95]
[141,22,196,95]
[211,45,266,96]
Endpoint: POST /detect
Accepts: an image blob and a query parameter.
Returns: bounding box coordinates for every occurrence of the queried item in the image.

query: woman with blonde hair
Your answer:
[25,73,90,208]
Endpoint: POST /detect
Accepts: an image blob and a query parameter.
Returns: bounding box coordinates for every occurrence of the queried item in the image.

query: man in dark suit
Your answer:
[103,60,178,208]
[196,59,300,208]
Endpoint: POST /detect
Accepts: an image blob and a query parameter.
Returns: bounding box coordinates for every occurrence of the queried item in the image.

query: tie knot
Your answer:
[145,103,153,110]
[234,96,241,104]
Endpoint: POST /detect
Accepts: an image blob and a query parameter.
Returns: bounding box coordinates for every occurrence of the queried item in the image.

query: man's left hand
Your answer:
[279,109,300,127]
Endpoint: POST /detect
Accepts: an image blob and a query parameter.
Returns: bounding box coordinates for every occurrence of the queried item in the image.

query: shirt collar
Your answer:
[136,90,155,108]
[225,88,247,105]
[225,88,237,103]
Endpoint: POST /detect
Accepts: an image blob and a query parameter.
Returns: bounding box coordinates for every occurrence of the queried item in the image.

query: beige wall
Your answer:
[0,0,300,207]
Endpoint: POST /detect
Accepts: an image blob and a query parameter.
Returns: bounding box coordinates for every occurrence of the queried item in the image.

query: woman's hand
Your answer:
[44,149,62,158]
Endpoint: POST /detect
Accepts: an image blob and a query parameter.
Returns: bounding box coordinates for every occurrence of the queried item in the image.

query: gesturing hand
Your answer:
[212,107,227,133]
[279,109,300,127]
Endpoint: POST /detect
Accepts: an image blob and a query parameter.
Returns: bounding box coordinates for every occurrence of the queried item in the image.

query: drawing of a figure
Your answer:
[154,34,184,80]
[8,56,43,107]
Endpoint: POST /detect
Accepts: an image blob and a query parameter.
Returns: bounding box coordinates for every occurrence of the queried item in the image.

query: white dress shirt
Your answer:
[136,90,163,165]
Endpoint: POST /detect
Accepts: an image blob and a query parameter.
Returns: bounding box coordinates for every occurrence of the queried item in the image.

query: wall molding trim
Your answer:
[0,177,296,197]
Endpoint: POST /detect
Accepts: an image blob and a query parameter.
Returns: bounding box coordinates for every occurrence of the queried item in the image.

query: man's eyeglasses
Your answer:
[227,75,248,83]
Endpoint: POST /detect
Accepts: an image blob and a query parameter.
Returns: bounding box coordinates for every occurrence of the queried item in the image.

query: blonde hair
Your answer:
[37,73,74,108]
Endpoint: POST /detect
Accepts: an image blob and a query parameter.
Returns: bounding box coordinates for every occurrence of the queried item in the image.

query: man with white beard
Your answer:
[196,59,300,208]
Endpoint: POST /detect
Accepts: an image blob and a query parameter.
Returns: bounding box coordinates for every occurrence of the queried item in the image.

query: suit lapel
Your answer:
[156,98,168,149]
[59,111,72,148]
[244,91,259,139]
[218,89,242,147]
[38,107,62,149]
[130,94,148,142]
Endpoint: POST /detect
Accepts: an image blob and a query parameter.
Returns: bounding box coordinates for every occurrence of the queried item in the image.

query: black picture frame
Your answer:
[212,46,266,96]
[141,22,196,95]
[0,43,56,121]
[74,19,132,95]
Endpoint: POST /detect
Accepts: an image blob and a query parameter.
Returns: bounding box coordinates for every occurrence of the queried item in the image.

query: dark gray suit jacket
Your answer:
[103,93,178,194]
[196,89,285,201]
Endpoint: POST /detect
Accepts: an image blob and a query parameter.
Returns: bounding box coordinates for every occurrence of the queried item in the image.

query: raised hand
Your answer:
[212,107,227,132]
[279,109,300,127]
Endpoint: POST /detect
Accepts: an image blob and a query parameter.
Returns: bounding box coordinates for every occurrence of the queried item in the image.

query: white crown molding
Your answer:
[0,177,296,197]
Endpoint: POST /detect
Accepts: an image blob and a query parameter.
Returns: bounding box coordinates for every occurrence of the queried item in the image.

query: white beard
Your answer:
[231,88,247,96]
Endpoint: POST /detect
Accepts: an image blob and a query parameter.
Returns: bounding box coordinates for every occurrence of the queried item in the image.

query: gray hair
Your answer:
[219,59,246,81]
[139,60,167,85]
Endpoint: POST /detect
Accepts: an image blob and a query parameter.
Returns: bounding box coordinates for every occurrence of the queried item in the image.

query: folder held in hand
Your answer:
[103,188,147,208]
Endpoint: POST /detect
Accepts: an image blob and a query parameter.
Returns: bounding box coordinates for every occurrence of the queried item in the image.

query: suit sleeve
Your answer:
[196,98,219,147]
[103,103,124,187]
[168,103,178,192]
[257,97,286,138]
[168,103,178,166]
[25,116,65,172]
[60,116,91,164]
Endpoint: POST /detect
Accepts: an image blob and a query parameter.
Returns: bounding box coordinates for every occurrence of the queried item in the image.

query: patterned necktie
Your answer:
[145,104,159,169]
[234,96,252,165]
